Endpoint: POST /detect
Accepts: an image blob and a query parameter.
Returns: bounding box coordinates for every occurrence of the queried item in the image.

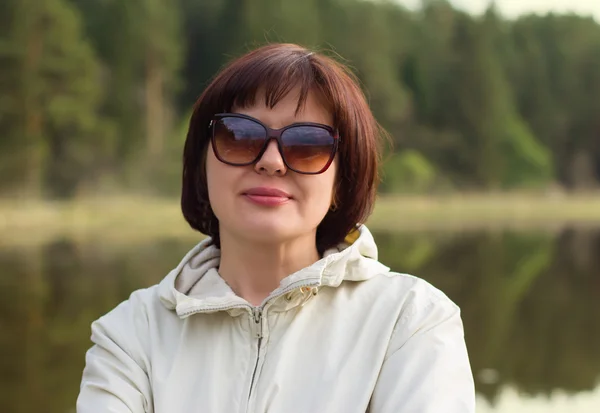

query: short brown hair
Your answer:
[181,43,385,253]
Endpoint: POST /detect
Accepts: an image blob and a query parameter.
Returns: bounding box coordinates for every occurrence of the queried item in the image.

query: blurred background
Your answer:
[1,0,599,412]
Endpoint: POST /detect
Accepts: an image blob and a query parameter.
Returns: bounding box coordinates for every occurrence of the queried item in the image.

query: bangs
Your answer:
[212,45,339,117]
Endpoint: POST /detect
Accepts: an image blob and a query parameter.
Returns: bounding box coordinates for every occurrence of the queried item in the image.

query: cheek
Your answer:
[205,149,234,218]
[322,159,338,203]
[305,166,337,213]
[205,150,217,196]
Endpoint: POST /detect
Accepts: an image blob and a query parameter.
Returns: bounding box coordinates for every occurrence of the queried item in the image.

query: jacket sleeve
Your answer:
[369,297,476,413]
[77,296,153,413]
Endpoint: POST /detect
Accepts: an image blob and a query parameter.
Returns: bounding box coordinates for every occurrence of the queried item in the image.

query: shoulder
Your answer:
[382,270,458,312]
[359,268,458,310]
[94,285,160,330]
[377,270,464,348]
[89,285,167,366]
[363,270,462,336]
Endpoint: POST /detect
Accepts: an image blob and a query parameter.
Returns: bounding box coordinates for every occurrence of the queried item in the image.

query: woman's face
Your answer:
[206,87,337,246]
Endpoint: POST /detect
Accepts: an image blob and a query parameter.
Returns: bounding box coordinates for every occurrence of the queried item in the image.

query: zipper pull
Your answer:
[251,307,263,339]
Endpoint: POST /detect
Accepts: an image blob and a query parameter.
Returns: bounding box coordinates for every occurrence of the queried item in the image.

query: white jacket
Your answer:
[77,225,475,412]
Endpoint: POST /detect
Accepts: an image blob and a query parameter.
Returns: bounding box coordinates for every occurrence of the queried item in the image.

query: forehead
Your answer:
[233,87,334,129]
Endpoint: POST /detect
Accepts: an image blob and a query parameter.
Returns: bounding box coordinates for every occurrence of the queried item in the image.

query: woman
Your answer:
[77,43,475,412]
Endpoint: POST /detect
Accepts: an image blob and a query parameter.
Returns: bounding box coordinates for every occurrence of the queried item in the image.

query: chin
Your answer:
[216,206,324,245]
[240,219,299,242]
[223,213,309,245]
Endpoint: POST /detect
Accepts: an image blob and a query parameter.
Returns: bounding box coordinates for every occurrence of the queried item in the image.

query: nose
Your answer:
[254,140,287,176]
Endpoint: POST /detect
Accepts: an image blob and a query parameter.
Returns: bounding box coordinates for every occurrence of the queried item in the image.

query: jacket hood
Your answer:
[157,225,389,316]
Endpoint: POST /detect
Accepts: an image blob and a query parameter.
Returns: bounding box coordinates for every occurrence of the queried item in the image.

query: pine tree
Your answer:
[0,0,105,197]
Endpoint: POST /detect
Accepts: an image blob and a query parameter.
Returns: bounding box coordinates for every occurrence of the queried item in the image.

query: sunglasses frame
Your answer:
[209,113,340,175]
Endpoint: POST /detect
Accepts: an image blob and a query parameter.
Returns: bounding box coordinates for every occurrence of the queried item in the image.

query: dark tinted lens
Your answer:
[213,117,267,165]
[281,126,335,173]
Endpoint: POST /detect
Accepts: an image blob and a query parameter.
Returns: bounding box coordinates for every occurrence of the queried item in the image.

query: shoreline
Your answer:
[2,193,600,247]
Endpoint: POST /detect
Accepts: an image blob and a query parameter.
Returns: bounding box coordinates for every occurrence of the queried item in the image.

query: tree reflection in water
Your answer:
[0,228,598,413]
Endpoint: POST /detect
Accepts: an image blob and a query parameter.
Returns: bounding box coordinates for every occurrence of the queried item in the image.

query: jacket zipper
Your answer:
[177,281,319,410]
[247,307,263,409]
[178,279,319,317]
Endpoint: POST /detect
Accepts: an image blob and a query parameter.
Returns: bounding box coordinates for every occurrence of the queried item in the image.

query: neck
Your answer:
[217,229,320,306]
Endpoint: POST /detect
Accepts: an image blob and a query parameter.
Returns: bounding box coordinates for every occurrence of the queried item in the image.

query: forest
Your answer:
[1,0,599,198]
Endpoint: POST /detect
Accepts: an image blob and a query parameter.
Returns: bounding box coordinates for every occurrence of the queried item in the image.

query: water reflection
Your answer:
[0,228,598,412]
[376,229,600,405]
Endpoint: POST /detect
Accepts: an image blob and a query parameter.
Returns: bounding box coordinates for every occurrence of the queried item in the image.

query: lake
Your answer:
[1,227,599,413]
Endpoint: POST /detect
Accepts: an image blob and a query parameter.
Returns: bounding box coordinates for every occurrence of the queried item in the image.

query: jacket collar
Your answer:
[157,225,389,317]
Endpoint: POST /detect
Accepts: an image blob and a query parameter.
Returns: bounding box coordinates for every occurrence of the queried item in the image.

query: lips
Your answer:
[243,187,292,198]
[242,187,292,206]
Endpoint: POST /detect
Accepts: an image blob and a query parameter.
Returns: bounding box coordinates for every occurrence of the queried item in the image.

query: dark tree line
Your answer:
[1,0,599,197]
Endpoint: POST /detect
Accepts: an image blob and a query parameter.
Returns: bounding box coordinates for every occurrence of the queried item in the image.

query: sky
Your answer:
[397,0,600,21]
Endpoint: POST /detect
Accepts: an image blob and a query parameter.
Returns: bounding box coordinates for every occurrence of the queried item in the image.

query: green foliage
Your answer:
[0,0,107,197]
[2,0,600,198]
[499,115,553,188]
[381,150,438,193]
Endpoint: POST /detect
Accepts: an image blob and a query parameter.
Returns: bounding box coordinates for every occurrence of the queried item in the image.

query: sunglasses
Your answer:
[209,113,339,174]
